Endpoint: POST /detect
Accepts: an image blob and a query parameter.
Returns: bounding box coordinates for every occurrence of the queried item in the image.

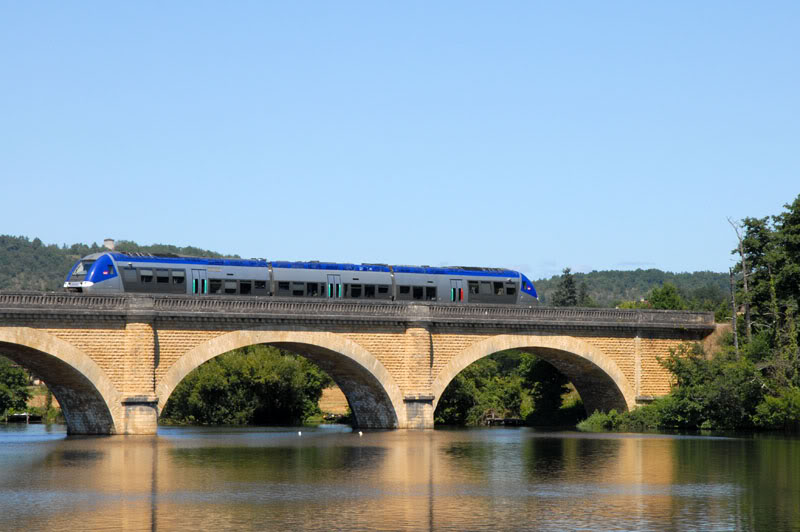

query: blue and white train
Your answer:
[64,252,538,305]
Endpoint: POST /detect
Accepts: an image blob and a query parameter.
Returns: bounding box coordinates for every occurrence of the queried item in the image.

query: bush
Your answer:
[0,357,31,419]
[753,387,800,430]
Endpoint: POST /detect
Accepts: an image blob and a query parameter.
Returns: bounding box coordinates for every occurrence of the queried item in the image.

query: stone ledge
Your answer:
[121,395,158,405]
[404,395,435,402]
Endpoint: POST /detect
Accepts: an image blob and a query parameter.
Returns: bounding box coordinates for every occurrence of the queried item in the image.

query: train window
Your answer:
[156,270,170,284]
[364,285,376,298]
[378,285,389,294]
[469,281,479,295]
[412,286,423,300]
[209,279,223,293]
[254,280,267,290]
[506,286,516,296]
[399,286,410,294]
[224,281,237,294]
[480,282,492,295]
[278,281,290,295]
[240,281,252,295]
[306,283,319,297]
[139,269,153,283]
[72,260,94,277]
[494,282,504,295]
[172,270,185,284]
[292,282,305,296]
[349,284,362,298]
[425,287,437,300]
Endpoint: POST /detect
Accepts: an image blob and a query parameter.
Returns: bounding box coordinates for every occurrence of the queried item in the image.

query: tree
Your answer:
[577,281,597,307]
[648,283,686,310]
[160,345,333,426]
[729,217,752,341]
[0,357,31,420]
[552,268,578,307]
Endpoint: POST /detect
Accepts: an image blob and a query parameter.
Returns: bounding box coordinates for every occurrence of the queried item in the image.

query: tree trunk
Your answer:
[730,268,739,354]
[728,218,752,342]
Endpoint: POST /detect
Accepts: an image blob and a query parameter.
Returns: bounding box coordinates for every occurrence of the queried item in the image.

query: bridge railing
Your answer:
[0,291,716,331]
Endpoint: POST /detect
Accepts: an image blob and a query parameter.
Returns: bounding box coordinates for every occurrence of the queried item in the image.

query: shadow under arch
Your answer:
[432,334,636,415]
[0,327,122,434]
[156,328,407,428]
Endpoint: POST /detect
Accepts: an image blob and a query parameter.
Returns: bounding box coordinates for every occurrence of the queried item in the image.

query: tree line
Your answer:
[537,267,729,312]
[0,235,233,292]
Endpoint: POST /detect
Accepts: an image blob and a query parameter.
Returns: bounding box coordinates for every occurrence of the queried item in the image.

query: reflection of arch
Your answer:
[0,327,122,434]
[432,334,635,414]
[157,328,406,428]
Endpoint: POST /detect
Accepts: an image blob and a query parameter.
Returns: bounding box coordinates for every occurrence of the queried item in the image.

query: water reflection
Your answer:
[0,425,798,531]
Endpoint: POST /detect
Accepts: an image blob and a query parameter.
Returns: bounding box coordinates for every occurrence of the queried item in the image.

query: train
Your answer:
[64,251,538,305]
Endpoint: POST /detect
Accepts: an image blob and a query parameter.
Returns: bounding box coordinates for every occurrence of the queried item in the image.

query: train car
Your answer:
[64,252,538,305]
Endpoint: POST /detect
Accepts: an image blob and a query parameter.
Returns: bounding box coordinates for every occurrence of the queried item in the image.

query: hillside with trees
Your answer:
[0,236,236,292]
[535,268,729,310]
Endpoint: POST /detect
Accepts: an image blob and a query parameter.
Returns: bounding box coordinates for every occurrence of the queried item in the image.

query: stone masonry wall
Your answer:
[31,324,690,408]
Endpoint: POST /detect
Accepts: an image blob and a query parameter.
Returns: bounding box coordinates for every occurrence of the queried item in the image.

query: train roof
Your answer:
[105,252,521,278]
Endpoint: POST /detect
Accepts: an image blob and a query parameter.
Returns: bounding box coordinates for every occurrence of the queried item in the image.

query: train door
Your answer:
[327,275,342,298]
[450,279,464,303]
[191,269,208,295]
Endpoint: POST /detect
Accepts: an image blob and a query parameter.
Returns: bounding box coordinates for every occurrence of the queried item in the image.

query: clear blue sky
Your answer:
[2,2,798,279]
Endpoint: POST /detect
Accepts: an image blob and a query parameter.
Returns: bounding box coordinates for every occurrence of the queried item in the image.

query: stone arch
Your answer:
[157,328,407,428]
[0,327,123,434]
[432,334,636,415]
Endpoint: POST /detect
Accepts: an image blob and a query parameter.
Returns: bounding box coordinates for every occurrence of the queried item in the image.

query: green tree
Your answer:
[161,345,332,426]
[552,267,578,307]
[0,356,31,419]
[648,283,686,310]
[518,353,570,425]
[577,281,597,307]
[434,351,578,427]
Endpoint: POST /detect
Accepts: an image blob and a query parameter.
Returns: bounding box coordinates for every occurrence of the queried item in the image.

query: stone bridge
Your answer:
[0,292,717,434]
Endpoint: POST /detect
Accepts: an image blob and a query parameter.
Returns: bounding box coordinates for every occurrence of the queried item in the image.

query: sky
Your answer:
[1,2,798,279]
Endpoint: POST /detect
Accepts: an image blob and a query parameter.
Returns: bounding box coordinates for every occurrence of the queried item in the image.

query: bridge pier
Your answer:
[121,395,159,435]
[403,396,435,429]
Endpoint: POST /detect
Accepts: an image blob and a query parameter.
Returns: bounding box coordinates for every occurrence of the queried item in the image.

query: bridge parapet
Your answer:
[0,292,715,333]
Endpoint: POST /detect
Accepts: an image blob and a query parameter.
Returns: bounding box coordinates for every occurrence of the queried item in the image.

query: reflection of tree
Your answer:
[168,442,386,483]
[522,436,622,482]
[672,436,800,530]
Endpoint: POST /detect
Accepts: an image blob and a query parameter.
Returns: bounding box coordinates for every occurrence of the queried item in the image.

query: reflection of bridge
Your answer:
[0,292,716,434]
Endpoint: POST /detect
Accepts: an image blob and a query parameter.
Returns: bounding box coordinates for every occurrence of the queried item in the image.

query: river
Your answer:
[1,424,798,531]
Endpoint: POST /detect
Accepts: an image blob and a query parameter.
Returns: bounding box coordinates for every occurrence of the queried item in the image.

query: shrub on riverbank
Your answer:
[0,357,31,421]
[578,343,800,433]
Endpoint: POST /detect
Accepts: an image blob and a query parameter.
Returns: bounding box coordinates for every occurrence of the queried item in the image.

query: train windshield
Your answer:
[71,260,95,277]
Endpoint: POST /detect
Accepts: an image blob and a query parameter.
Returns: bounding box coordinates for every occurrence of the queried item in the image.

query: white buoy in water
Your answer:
[298,431,302,436]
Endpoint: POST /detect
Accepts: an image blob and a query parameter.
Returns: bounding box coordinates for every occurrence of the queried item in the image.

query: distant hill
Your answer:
[1,235,728,309]
[0,235,235,292]
[534,269,729,308]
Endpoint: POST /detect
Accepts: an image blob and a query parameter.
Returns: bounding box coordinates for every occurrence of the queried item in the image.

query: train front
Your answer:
[64,253,122,293]
[518,272,538,305]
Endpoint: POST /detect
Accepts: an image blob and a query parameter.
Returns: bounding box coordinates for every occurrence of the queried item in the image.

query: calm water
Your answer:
[1,424,798,531]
